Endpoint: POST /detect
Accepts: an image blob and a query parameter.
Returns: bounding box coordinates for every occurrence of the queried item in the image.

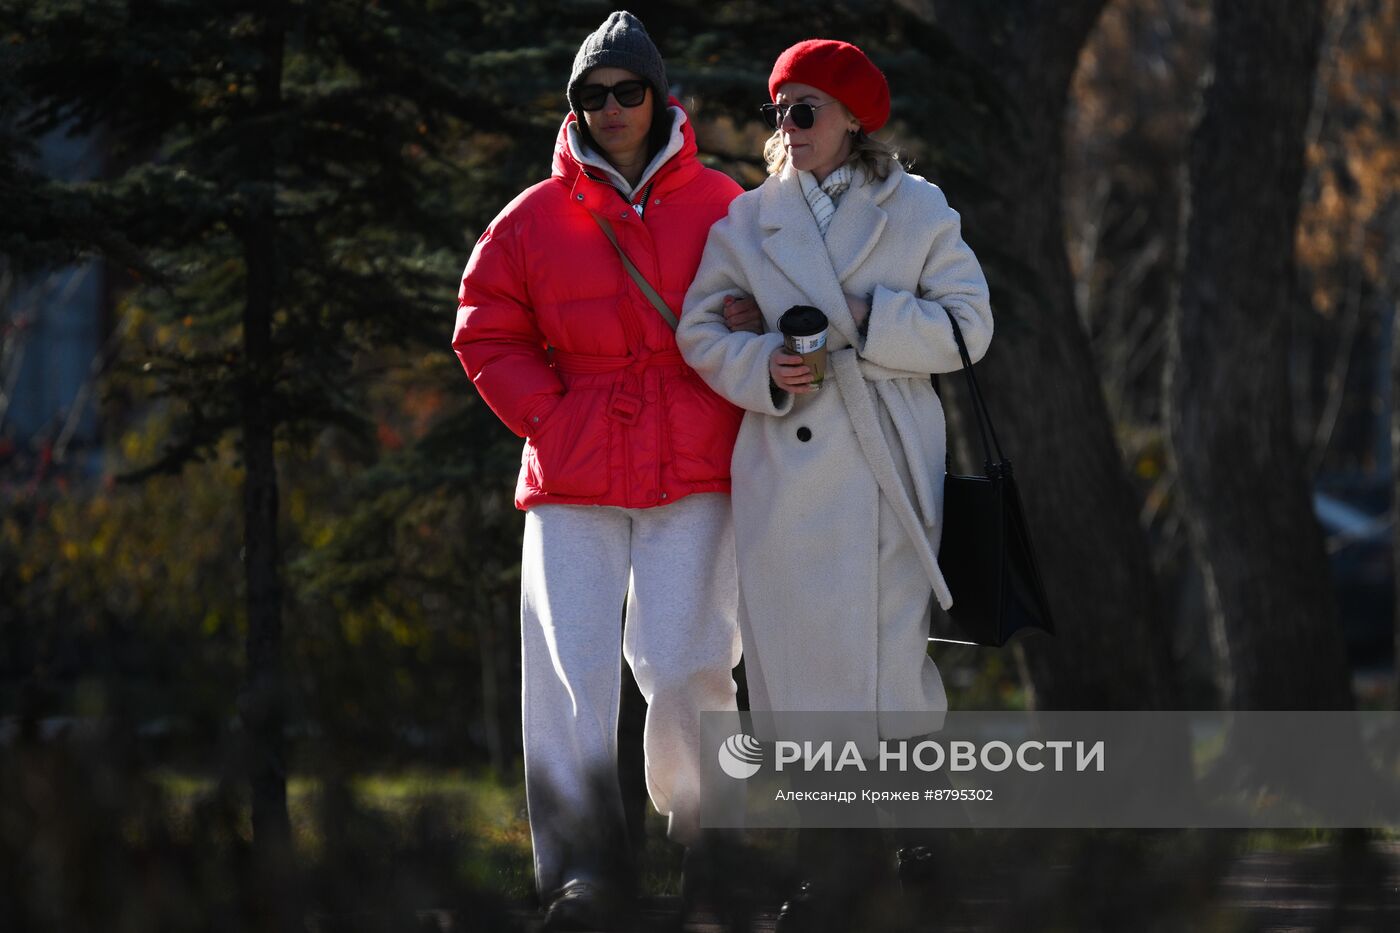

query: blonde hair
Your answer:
[763,127,902,181]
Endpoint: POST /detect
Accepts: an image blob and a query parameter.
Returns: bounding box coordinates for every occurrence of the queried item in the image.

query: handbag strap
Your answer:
[592,213,680,331]
[936,310,1009,476]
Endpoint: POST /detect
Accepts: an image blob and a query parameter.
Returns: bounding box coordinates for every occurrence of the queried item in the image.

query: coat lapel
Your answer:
[758,169,859,347]
[823,170,892,283]
[757,166,904,346]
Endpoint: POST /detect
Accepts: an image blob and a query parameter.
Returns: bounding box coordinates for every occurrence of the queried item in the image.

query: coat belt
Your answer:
[851,356,940,534]
[830,349,954,610]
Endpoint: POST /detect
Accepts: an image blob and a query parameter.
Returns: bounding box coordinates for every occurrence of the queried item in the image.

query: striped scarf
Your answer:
[799,164,853,239]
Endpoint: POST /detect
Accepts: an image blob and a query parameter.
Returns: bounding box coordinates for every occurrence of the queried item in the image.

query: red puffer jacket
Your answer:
[453,104,744,510]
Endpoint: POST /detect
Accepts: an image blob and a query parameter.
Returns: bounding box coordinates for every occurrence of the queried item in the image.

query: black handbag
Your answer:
[929,312,1056,647]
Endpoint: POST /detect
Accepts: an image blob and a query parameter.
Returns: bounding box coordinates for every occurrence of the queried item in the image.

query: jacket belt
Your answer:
[550,347,685,426]
[550,347,685,375]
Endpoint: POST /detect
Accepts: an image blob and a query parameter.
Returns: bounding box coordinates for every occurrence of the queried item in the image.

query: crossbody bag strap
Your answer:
[592,213,680,332]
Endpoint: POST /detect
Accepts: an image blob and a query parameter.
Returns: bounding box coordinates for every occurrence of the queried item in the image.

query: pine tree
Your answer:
[3,2,570,918]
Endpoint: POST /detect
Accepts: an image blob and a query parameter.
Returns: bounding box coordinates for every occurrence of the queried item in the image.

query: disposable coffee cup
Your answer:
[778,305,829,390]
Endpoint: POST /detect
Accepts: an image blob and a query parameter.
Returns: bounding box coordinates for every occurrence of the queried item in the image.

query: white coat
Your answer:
[676,161,993,755]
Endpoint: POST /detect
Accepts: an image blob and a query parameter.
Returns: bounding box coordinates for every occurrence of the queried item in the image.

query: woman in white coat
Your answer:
[676,39,993,928]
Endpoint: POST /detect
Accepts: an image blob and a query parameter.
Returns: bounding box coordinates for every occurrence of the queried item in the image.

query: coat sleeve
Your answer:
[677,212,794,417]
[858,184,994,374]
[452,217,564,438]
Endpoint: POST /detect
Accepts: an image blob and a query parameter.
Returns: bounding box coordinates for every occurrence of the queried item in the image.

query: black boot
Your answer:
[776,827,889,933]
[895,843,944,930]
[774,879,832,933]
[541,878,634,932]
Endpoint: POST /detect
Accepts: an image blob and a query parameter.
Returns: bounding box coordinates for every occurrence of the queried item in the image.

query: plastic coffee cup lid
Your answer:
[779,305,828,337]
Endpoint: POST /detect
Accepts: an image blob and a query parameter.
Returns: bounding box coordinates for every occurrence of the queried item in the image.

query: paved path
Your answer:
[1214,842,1400,932]
[477,841,1400,932]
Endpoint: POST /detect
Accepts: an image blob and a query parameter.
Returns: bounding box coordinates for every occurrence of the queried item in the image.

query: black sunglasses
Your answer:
[760,100,838,130]
[577,79,650,111]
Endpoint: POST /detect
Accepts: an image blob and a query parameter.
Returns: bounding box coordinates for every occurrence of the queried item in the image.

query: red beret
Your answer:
[768,39,890,133]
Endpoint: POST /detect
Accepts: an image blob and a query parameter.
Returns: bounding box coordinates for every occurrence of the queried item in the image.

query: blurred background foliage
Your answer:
[1,0,1027,784]
[3,0,1400,929]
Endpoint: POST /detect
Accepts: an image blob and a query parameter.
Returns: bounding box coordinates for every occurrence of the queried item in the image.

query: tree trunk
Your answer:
[1394,298,1400,703]
[1388,215,1400,704]
[237,4,294,924]
[930,1,1180,711]
[1393,297,1400,703]
[1164,0,1352,710]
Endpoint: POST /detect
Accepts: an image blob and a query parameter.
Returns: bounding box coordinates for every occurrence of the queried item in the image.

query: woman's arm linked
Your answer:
[677,216,798,416]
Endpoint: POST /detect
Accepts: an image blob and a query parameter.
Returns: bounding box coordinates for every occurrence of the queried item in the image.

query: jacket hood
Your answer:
[551,97,702,196]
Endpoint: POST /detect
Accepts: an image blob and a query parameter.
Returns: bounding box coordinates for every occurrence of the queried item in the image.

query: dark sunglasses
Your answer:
[760,100,838,130]
[577,79,650,111]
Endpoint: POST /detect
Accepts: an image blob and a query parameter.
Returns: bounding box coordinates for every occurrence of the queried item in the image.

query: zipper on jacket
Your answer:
[583,170,654,220]
[633,181,654,219]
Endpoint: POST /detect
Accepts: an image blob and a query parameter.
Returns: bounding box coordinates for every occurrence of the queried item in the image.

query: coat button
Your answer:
[659,492,668,500]
[621,211,629,218]
[575,194,583,201]
[796,426,812,442]
[653,198,661,205]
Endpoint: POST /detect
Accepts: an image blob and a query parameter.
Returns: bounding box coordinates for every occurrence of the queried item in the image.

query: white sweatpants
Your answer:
[520,492,742,897]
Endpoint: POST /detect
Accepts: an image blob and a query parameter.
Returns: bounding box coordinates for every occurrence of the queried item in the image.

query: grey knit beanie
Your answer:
[566,11,668,117]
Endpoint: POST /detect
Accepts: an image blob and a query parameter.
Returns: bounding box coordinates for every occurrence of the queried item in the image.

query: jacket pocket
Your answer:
[525,388,611,497]
[665,372,743,483]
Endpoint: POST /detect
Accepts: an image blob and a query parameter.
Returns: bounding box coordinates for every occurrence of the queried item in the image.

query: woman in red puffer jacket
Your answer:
[451,12,749,931]
[454,80,743,511]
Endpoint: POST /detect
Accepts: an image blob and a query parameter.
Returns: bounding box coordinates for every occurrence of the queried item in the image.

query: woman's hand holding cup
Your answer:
[776,305,828,392]
[769,346,816,394]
